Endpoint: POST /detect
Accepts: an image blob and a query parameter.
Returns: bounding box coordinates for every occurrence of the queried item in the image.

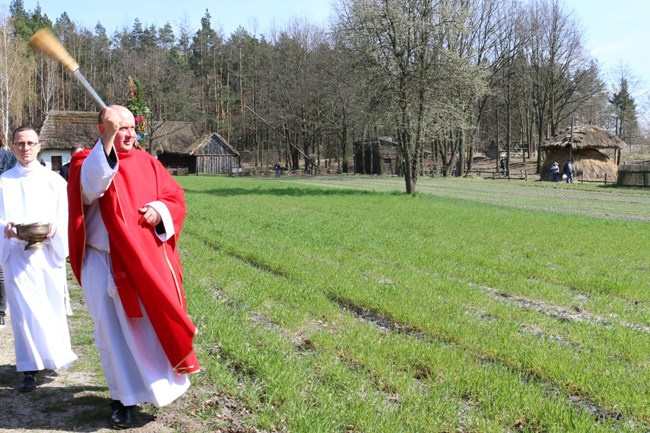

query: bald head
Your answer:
[98,105,137,153]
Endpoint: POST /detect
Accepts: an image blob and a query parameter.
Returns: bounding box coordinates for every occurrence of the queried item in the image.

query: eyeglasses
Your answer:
[13,141,38,148]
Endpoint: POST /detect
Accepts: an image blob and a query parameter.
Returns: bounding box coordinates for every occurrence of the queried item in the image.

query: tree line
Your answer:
[0,0,642,192]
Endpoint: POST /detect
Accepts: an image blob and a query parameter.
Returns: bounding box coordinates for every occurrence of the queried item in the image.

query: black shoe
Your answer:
[110,400,134,429]
[19,371,37,393]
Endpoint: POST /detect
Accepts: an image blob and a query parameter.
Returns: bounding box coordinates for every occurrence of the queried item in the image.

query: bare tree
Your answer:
[523,0,597,172]
[335,0,484,192]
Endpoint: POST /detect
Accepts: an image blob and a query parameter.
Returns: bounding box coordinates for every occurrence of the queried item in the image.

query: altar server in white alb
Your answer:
[0,126,77,392]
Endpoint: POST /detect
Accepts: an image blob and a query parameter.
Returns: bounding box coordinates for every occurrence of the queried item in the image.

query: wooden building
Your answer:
[353,137,402,175]
[154,129,240,175]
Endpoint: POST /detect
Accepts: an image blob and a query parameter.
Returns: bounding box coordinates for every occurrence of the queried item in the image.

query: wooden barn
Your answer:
[154,128,240,175]
[353,137,402,175]
[540,125,626,182]
[38,110,98,171]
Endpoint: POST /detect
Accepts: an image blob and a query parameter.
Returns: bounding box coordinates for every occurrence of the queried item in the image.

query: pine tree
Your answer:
[609,78,639,143]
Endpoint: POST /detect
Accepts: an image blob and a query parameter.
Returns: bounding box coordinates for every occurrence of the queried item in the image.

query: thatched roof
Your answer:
[39,110,99,150]
[186,132,239,156]
[153,127,239,157]
[541,125,626,151]
[149,121,204,155]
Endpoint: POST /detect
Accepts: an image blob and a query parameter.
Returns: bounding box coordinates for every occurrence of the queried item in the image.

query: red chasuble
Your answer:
[68,148,199,374]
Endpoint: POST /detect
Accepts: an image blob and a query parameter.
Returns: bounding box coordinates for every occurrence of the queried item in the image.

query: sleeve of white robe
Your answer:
[145,200,175,242]
[81,139,119,205]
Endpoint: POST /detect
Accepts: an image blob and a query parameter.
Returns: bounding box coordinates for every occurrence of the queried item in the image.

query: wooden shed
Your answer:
[154,129,240,175]
[540,125,626,182]
[353,136,402,175]
[617,164,650,187]
[38,110,99,171]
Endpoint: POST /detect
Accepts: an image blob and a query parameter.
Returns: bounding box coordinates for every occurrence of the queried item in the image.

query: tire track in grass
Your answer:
[467,280,650,334]
[331,297,645,430]
[463,307,582,351]
[188,227,322,357]
[185,227,290,279]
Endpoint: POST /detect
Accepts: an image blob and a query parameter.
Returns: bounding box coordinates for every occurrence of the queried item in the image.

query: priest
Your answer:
[67,105,199,429]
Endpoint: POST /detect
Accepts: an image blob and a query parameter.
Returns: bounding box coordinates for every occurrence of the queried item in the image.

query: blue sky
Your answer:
[15,0,650,110]
[19,0,333,37]
[567,1,649,97]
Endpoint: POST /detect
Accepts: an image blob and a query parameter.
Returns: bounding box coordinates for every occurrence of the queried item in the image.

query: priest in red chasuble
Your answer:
[68,105,199,429]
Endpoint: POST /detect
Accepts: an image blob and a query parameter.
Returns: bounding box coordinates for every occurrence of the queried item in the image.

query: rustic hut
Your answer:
[154,127,240,175]
[38,110,99,171]
[540,125,626,182]
[353,136,402,175]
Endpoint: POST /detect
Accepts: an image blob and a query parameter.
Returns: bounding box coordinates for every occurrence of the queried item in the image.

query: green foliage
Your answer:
[126,76,150,139]
[10,0,52,41]
[609,77,639,143]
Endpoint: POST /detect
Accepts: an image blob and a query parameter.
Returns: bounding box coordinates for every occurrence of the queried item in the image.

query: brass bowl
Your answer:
[15,222,50,250]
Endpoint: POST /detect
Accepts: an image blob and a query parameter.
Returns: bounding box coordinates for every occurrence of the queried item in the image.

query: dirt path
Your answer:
[0,277,206,433]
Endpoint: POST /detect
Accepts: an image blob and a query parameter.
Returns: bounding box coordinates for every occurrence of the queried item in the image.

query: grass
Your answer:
[176,175,650,431]
[89,175,650,431]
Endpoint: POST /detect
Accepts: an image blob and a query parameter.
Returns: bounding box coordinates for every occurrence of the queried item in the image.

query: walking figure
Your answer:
[563,160,574,183]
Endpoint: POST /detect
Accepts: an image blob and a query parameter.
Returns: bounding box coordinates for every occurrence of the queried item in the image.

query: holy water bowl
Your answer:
[15,222,50,250]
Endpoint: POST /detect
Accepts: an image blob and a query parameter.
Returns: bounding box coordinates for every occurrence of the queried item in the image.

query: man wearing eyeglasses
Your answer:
[0,126,77,393]
[0,138,16,328]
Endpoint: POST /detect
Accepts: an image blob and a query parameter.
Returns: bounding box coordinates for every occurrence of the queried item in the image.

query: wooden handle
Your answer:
[29,28,79,73]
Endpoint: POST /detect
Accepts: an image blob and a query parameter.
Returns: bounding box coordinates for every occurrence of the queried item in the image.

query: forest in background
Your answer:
[0,0,646,192]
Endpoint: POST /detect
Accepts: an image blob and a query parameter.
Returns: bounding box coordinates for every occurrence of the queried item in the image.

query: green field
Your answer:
[178,175,650,432]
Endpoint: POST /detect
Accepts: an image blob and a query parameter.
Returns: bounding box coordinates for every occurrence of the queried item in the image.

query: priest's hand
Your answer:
[99,106,121,155]
[138,206,161,227]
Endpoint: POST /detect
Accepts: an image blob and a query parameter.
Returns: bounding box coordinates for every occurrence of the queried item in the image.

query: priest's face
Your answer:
[113,107,137,153]
[12,129,41,167]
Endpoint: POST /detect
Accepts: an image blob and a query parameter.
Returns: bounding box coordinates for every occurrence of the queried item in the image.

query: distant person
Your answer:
[59,145,84,181]
[274,162,282,177]
[0,126,76,392]
[563,160,574,183]
[550,161,560,182]
[0,139,16,327]
[500,158,506,174]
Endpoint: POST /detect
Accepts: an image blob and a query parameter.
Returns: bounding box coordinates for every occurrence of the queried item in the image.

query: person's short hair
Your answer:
[12,125,37,142]
[70,145,84,155]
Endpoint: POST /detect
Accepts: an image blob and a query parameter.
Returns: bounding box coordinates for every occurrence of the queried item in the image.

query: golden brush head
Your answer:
[29,28,79,73]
